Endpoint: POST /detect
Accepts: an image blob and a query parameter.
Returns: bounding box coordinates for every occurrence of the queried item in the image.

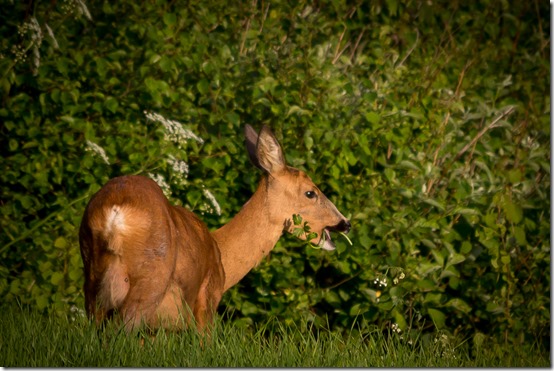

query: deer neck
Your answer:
[212,176,284,292]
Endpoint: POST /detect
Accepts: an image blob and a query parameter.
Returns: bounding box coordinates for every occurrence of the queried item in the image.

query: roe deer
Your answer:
[79,124,350,332]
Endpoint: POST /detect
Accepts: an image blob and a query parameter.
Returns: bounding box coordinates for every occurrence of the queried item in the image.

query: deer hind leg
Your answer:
[96,256,130,320]
[119,260,173,333]
[84,273,107,325]
[155,283,191,330]
[83,251,128,326]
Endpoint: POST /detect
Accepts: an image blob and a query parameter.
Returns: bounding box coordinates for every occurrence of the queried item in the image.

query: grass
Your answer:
[0,305,549,367]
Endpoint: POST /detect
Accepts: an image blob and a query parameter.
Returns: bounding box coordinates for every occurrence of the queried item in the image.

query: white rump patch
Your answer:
[104,205,127,255]
[106,205,126,234]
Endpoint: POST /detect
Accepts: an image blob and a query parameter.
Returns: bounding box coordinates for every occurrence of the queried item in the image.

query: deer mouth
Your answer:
[319,228,336,251]
[318,220,351,251]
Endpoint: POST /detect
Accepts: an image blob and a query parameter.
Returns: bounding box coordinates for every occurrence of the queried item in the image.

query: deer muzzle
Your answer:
[319,219,351,251]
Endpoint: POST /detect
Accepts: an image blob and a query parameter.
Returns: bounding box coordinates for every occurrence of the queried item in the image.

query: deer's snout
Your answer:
[331,219,351,234]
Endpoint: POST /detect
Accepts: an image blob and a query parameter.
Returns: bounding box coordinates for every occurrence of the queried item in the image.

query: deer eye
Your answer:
[305,191,317,199]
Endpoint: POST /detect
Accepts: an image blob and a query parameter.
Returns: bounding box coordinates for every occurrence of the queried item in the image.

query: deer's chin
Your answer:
[318,228,336,251]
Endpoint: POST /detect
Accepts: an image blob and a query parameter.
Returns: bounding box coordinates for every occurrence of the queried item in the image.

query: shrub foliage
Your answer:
[0,0,549,346]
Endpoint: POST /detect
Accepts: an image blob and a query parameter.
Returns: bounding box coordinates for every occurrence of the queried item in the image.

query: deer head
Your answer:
[244,124,351,251]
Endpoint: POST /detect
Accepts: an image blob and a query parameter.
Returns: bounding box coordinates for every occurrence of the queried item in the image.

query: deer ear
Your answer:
[255,125,286,174]
[244,124,261,169]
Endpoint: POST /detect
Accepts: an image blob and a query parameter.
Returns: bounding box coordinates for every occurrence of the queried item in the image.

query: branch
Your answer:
[453,105,515,163]
[396,28,419,68]
[1,193,90,255]
[426,105,516,197]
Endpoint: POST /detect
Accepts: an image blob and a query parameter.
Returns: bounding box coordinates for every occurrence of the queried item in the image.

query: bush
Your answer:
[0,0,549,347]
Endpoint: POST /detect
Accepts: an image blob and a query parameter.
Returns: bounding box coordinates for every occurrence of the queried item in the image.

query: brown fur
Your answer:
[79,175,224,331]
[79,125,350,332]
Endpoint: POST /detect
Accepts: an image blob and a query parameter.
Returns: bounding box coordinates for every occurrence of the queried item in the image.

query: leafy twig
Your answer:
[1,193,91,255]
[239,0,258,55]
[452,105,515,163]
[426,106,516,197]
[396,28,419,69]
[349,28,366,63]
[291,214,319,249]
[332,26,350,64]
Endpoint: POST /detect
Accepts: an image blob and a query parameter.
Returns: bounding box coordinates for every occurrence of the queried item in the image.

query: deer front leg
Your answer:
[193,272,223,333]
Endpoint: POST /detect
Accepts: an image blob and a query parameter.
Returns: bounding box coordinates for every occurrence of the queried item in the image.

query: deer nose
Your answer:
[336,220,351,234]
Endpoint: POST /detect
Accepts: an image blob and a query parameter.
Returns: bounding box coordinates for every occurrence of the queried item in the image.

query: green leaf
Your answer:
[104,97,119,113]
[417,262,442,276]
[446,298,472,313]
[95,58,108,79]
[324,290,341,307]
[416,279,437,290]
[286,105,311,117]
[421,239,437,249]
[378,300,394,311]
[439,265,460,279]
[513,226,527,246]
[163,12,177,26]
[149,54,162,64]
[197,79,210,95]
[397,160,420,171]
[424,292,443,303]
[36,296,49,310]
[225,111,240,125]
[447,253,465,266]
[54,237,67,249]
[460,241,472,254]
[503,199,523,224]
[349,303,368,316]
[69,268,81,281]
[392,309,408,330]
[486,302,504,314]
[50,272,64,285]
[304,133,314,150]
[365,112,381,125]
[257,76,278,93]
[507,169,522,183]
[428,308,446,329]
[9,139,18,151]
[454,208,480,216]
[421,197,445,211]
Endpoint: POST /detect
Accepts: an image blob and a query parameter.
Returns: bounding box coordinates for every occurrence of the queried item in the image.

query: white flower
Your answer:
[69,305,86,321]
[394,272,406,285]
[85,140,110,165]
[28,17,43,45]
[203,188,221,216]
[144,111,204,147]
[31,44,40,75]
[75,0,92,21]
[167,155,189,185]
[61,0,77,14]
[149,173,171,198]
[44,23,59,49]
[373,277,388,288]
[11,44,27,63]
